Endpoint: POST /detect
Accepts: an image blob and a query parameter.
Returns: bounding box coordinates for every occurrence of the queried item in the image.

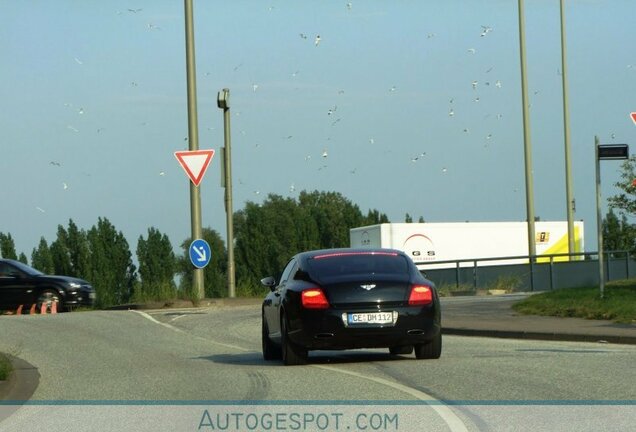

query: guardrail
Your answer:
[418,250,634,293]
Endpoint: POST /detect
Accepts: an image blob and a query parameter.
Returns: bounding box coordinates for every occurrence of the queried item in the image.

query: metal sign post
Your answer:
[183,0,204,299]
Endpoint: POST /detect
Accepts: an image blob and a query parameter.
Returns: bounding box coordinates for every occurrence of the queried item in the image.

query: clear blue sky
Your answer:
[1,0,635,259]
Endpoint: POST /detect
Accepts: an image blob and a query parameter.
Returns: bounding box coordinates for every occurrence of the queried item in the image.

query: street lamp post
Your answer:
[560,0,576,256]
[518,0,537,289]
[218,89,236,298]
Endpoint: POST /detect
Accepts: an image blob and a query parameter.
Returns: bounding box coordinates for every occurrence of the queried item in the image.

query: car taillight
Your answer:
[301,288,329,309]
[408,285,433,305]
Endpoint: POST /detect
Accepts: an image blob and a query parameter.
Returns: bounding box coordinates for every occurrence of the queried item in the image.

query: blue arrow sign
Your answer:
[189,239,211,269]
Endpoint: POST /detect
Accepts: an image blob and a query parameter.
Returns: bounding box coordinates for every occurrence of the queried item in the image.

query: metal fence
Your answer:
[419,251,635,293]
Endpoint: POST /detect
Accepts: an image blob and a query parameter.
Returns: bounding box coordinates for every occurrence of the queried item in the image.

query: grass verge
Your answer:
[0,353,11,381]
[512,279,636,324]
[437,283,476,297]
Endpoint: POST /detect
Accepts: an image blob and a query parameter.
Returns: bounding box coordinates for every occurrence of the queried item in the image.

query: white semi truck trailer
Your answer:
[350,221,584,269]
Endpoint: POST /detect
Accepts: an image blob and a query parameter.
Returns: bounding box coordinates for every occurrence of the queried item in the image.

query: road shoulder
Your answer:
[0,355,39,402]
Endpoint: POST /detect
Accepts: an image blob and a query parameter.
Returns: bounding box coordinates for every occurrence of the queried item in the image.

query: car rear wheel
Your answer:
[281,313,307,366]
[262,312,282,361]
[37,289,62,313]
[414,332,442,359]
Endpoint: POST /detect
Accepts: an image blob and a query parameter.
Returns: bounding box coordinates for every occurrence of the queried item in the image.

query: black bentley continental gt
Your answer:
[261,248,442,365]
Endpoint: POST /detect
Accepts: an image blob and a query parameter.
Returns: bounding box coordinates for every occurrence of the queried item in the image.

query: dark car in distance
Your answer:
[261,248,442,365]
[0,259,96,312]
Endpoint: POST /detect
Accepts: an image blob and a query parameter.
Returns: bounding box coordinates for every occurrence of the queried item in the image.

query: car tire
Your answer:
[414,332,442,359]
[37,289,62,313]
[262,312,282,361]
[389,345,414,355]
[281,313,307,366]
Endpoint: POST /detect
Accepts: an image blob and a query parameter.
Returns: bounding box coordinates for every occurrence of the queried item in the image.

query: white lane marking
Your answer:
[133,309,468,431]
[169,314,186,323]
[131,310,186,334]
[314,364,469,432]
[130,310,251,353]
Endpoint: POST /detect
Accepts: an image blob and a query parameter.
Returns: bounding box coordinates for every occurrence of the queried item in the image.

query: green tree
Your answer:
[136,227,177,301]
[602,209,635,256]
[32,237,55,273]
[234,202,273,294]
[608,155,636,215]
[298,190,367,249]
[87,217,137,307]
[234,196,313,296]
[364,209,389,225]
[49,220,92,278]
[18,252,28,264]
[233,190,388,295]
[418,216,425,223]
[607,156,636,256]
[0,233,17,259]
[49,225,72,276]
[178,228,227,299]
[405,213,413,223]
[67,219,91,278]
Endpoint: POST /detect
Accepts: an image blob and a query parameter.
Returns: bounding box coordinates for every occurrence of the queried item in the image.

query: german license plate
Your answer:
[347,312,394,325]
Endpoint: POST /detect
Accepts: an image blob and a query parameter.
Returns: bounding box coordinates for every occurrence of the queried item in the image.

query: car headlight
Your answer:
[68,282,82,289]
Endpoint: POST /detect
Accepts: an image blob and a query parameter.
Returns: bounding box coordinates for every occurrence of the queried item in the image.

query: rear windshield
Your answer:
[307,252,409,278]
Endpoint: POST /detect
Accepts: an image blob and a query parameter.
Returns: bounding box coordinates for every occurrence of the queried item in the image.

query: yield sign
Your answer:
[174,149,215,186]
[631,112,636,125]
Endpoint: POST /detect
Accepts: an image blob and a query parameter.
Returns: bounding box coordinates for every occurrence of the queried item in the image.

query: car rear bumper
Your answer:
[287,306,441,350]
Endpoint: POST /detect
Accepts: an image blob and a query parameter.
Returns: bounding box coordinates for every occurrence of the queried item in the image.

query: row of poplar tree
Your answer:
[3,179,634,308]
[0,191,394,308]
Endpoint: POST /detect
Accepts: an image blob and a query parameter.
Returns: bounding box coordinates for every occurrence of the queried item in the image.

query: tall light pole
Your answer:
[518,0,537,266]
[560,0,576,257]
[217,89,236,298]
[184,0,204,299]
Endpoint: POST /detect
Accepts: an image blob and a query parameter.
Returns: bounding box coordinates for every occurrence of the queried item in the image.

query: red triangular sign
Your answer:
[631,112,636,125]
[174,149,215,186]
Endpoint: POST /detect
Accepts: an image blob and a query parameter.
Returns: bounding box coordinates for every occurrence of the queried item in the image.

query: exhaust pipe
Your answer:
[315,333,334,339]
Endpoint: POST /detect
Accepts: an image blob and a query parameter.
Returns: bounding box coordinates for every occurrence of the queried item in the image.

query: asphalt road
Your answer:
[1,302,635,431]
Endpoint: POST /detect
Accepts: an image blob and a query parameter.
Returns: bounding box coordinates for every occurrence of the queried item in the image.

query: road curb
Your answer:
[443,327,636,345]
